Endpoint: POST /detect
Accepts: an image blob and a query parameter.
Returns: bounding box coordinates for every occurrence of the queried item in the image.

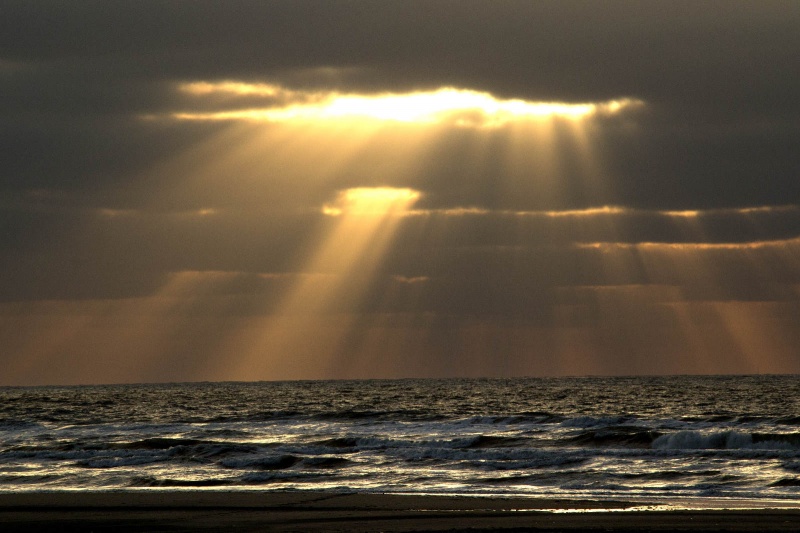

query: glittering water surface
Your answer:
[2,376,800,501]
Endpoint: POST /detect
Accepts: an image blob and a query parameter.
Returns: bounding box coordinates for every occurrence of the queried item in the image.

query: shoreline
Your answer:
[2,491,800,531]
[3,489,800,509]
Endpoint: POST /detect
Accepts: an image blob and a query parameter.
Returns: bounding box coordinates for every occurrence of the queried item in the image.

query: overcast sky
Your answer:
[2,1,799,385]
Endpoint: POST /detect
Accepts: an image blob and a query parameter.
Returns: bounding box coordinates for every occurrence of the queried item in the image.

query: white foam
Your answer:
[653,431,798,451]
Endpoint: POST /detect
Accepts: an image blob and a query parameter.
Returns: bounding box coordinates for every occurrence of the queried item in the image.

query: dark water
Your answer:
[2,376,800,502]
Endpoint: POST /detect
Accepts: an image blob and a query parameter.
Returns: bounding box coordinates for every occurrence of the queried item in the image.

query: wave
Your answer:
[3,377,800,498]
[220,454,301,470]
[187,427,252,438]
[462,435,529,448]
[453,414,565,426]
[653,431,800,451]
[479,474,540,484]
[560,416,635,428]
[166,442,265,459]
[0,473,63,484]
[76,455,169,468]
[309,434,532,455]
[612,469,724,481]
[313,437,361,448]
[303,456,352,468]
[129,476,233,487]
[394,444,590,466]
[472,454,590,471]
[221,453,352,471]
[512,412,565,424]
[7,439,271,466]
[0,418,44,430]
[112,437,207,450]
[238,471,328,484]
[781,461,800,472]
[310,409,444,421]
[562,427,661,448]
[753,433,800,447]
[770,477,800,487]
[672,414,800,427]
[479,468,729,486]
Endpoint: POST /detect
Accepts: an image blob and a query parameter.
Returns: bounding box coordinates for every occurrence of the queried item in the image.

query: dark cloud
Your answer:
[2,1,798,203]
[2,2,799,115]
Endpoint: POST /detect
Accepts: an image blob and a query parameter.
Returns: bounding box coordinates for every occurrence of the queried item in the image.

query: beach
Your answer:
[4,379,800,530]
[2,492,800,532]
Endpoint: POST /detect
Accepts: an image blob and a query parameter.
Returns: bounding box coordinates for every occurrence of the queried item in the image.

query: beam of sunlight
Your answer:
[102,79,797,379]
[217,187,421,380]
[0,271,284,384]
[139,80,648,224]
[0,300,118,385]
[0,272,213,384]
[572,236,800,374]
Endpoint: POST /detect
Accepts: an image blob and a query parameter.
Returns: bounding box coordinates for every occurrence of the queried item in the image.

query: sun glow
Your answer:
[322,187,421,216]
[273,89,618,124]
[180,81,282,97]
[169,82,643,127]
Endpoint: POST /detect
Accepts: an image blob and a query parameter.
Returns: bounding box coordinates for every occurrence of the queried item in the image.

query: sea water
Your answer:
[1,376,800,503]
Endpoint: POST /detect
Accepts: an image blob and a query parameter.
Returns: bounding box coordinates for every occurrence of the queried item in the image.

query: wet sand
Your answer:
[1,491,799,531]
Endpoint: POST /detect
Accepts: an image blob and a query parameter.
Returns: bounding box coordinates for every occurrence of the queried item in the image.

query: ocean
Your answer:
[2,376,800,504]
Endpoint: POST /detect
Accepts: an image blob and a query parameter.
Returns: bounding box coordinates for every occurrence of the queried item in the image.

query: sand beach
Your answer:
[1,491,799,532]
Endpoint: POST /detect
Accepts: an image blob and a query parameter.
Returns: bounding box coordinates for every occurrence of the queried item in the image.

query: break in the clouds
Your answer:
[1,1,799,384]
[166,81,642,126]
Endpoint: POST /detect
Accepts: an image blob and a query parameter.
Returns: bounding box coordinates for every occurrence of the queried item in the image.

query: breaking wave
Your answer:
[2,375,800,500]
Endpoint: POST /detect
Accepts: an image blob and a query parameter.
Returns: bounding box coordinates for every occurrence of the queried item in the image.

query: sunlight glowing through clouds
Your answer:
[219,187,422,380]
[322,187,421,216]
[141,80,648,223]
[104,79,799,380]
[181,81,283,97]
[169,82,643,128]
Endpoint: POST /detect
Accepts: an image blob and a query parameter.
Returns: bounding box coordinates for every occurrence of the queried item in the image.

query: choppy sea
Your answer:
[2,376,800,504]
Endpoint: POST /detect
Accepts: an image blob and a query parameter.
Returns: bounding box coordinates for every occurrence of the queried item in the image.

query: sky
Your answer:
[1,1,800,385]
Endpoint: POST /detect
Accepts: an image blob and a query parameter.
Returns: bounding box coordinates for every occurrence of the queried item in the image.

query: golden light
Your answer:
[663,209,701,218]
[541,206,627,218]
[180,81,282,97]
[0,270,240,384]
[146,80,647,224]
[561,233,800,374]
[217,187,422,380]
[168,82,643,128]
[322,187,421,216]
[9,58,800,385]
[282,89,608,125]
